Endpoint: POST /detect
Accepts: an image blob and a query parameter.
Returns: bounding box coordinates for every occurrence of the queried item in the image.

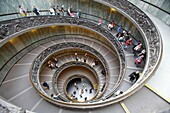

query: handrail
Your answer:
[140,0,170,15]
[0,9,135,99]
[23,15,125,107]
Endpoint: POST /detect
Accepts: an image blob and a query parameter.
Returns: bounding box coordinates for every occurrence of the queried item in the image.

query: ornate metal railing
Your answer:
[0,97,29,113]
[140,0,170,15]
[30,42,110,101]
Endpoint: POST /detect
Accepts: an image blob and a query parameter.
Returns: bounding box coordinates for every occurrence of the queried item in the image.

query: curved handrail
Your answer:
[140,0,170,15]
[0,8,134,101]
[128,0,170,26]
[0,96,28,113]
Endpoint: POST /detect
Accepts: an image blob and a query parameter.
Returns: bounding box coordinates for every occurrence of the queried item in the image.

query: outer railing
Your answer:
[140,0,170,15]
[0,96,31,113]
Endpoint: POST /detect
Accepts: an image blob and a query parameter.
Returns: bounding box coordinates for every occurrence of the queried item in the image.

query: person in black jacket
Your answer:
[42,81,49,90]
[129,71,140,83]
[33,6,40,16]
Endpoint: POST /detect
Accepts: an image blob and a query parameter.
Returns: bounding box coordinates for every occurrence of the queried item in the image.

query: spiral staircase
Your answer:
[0,0,169,113]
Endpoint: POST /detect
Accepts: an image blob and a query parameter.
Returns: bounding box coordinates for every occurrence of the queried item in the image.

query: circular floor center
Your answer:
[66,77,96,102]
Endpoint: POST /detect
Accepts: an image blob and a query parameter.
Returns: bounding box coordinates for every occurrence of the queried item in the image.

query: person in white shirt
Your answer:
[68,5,74,17]
[114,90,123,96]
[49,6,55,15]
[133,43,142,56]
[61,5,65,16]
[91,61,95,67]
[19,5,27,17]
[138,48,146,57]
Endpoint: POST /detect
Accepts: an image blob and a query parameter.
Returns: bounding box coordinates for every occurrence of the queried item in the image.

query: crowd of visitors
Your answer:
[19,5,81,18]
[47,53,101,75]
[47,56,59,70]
[115,25,146,68]
[113,22,146,94]
[70,82,93,101]
[74,53,99,68]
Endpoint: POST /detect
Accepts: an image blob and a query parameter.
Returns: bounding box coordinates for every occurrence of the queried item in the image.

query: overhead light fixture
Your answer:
[111,8,116,12]
[31,29,36,32]
[51,26,56,28]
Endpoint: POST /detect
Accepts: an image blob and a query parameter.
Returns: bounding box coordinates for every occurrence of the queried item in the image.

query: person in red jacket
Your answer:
[124,38,132,49]
[98,18,102,25]
[135,55,144,67]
